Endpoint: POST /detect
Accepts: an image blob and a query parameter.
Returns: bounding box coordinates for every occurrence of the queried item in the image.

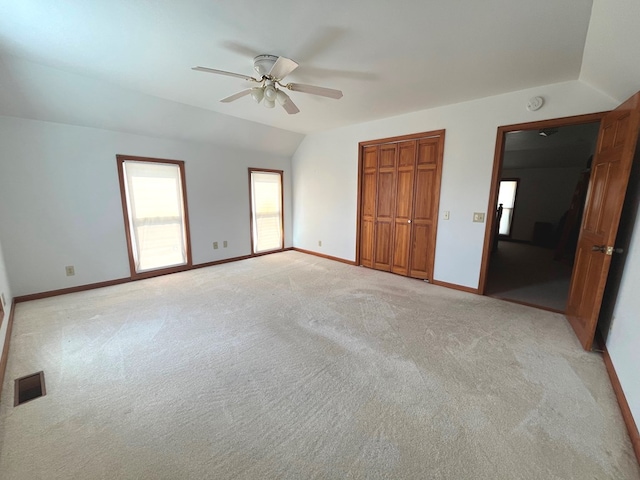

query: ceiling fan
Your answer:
[192,54,343,115]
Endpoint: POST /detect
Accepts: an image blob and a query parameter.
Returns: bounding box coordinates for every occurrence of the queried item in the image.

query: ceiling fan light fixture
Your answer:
[264,84,278,102]
[250,86,264,103]
[264,98,276,109]
[539,127,559,137]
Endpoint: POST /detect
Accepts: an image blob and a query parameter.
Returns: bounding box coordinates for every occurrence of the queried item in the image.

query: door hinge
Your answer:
[605,246,614,256]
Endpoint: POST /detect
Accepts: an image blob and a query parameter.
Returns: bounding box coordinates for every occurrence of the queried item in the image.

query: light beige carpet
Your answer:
[0,251,638,479]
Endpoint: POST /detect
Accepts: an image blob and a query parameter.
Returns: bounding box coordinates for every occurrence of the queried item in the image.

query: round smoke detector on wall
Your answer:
[527,96,544,111]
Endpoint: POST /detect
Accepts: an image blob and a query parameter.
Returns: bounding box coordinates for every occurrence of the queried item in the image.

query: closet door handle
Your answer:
[407,220,412,224]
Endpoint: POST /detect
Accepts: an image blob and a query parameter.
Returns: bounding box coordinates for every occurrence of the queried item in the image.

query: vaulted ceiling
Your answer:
[0,0,637,153]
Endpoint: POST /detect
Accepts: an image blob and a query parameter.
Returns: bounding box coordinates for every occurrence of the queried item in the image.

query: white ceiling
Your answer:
[579,0,640,106]
[0,0,595,136]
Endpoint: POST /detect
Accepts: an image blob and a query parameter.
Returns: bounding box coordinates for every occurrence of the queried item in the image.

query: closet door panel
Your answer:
[360,218,374,267]
[410,138,440,279]
[410,224,431,276]
[413,168,436,220]
[360,146,378,267]
[374,145,397,271]
[392,141,416,275]
[392,223,412,274]
[363,145,378,169]
[360,148,377,267]
[374,221,392,270]
[379,145,396,168]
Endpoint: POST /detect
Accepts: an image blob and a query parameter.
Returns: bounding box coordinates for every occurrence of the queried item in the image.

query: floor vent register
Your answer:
[14,371,46,406]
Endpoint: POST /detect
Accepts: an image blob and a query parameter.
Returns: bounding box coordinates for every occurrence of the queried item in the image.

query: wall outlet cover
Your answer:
[65,266,75,276]
[473,212,485,223]
[213,242,218,249]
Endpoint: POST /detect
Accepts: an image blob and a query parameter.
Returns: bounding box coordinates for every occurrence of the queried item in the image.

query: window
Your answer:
[249,169,283,254]
[497,179,519,236]
[117,156,191,279]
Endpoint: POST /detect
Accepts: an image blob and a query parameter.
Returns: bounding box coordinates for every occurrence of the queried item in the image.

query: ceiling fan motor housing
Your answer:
[253,55,278,77]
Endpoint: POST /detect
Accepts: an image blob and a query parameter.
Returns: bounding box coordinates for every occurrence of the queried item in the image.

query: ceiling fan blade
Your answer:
[268,57,299,80]
[220,89,252,103]
[286,83,343,99]
[282,98,300,115]
[192,66,259,82]
[277,90,300,115]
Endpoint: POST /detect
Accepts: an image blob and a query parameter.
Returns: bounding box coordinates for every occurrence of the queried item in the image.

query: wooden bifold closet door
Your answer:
[358,130,445,280]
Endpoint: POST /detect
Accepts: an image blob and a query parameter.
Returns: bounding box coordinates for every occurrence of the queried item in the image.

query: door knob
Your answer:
[408,220,411,224]
[592,245,624,255]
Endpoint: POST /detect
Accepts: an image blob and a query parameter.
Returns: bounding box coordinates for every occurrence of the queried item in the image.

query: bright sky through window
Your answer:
[122,160,188,272]
[250,171,283,253]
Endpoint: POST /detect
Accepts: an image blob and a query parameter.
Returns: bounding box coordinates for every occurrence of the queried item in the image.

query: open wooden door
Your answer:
[566,92,640,350]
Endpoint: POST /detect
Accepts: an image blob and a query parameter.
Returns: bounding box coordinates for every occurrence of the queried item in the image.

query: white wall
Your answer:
[0,115,293,296]
[0,239,11,311]
[0,238,12,372]
[292,80,616,288]
[607,209,640,429]
[501,166,583,242]
[604,143,640,431]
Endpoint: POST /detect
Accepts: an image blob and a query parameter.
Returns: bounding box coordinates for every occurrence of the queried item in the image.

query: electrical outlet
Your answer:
[473,212,485,223]
[65,265,75,276]
[223,240,228,248]
[318,240,322,247]
[213,242,218,249]
[443,211,450,220]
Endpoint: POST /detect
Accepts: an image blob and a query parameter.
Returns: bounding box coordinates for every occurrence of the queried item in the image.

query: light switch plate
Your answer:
[443,211,450,220]
[473,212,485,223]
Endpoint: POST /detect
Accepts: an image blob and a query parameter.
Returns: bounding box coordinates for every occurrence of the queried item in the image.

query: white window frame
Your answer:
[117,155,192,279]
[249,169,284,254]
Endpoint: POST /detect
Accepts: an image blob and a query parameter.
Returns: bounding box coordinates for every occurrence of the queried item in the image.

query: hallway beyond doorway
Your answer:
[485,241,572,312]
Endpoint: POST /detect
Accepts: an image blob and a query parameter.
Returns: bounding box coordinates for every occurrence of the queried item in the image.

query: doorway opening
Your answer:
[479,113,605,312]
